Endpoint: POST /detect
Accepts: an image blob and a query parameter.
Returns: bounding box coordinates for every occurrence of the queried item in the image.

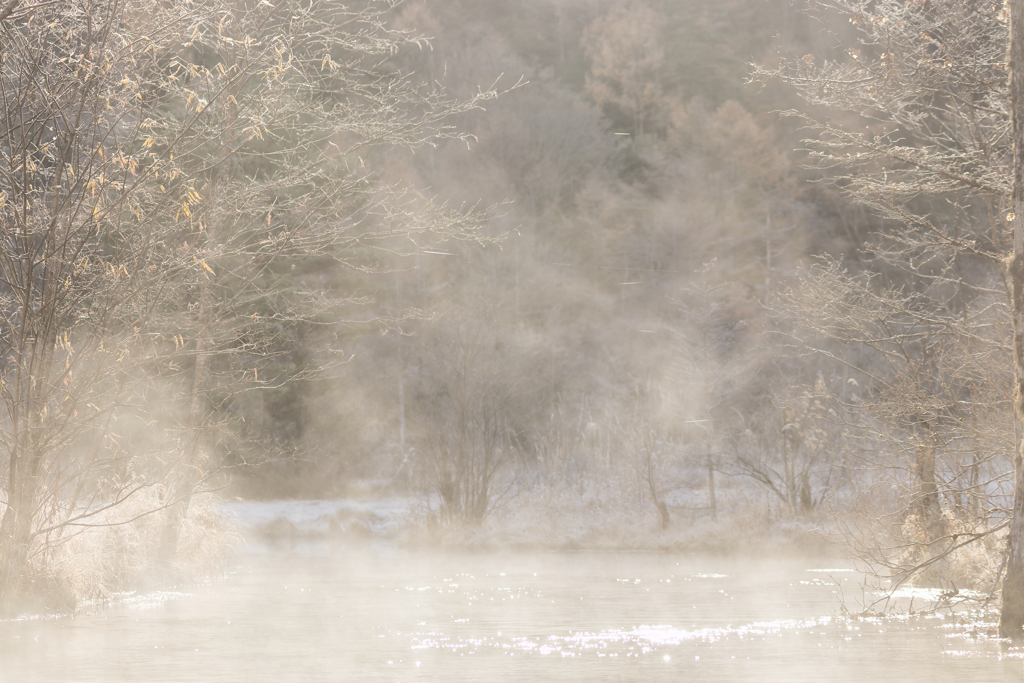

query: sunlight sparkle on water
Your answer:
[409,617,835,658]
[0,549,1017,682]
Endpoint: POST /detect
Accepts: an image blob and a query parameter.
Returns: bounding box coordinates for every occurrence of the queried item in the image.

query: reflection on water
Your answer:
[1,547,1024,682]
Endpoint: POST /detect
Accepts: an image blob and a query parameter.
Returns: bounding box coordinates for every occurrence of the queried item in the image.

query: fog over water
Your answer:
[0,501,1022,683]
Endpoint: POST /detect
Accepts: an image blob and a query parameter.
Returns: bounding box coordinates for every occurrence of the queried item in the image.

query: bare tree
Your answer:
[730,377,842,517]
[415,309,519,524]
[621,398,674,530]
[750,0,1024,626]
[672,262,751,520]
[0,0,500,609]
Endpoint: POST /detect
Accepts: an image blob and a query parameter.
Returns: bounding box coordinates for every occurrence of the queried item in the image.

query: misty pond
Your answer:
[0,501,1021,683]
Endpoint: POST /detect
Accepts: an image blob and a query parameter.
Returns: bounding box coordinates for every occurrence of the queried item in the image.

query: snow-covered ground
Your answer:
[218,497,415,550]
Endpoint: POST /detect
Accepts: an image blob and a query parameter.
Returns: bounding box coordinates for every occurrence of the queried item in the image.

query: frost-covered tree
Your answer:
[0,0,497,610]
[751,0,1024,634]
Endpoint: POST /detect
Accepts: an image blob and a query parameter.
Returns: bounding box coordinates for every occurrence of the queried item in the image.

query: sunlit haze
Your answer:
[1,0,1024,681]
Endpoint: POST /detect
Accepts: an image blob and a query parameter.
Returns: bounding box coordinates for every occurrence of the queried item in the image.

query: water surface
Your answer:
[2,544,1023,682]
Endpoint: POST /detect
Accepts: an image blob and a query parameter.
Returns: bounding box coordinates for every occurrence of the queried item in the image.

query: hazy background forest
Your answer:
[197,0,1015,594]
[243,0,844,500]
[201,0,1010,585]
[2,0,1016,617]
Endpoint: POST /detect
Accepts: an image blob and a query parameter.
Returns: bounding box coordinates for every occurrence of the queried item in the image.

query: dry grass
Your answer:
[895,511,1006,593]
[32,489,240,608]
[399,478,827,554]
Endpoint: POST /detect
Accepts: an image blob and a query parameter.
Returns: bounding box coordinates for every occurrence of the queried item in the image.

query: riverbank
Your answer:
[11,492,239,615]
[223,488,831,557]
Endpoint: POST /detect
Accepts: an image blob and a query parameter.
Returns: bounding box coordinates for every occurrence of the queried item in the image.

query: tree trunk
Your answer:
[914,440,944,540]
[0,270,58,609]
[706,442,716,520]
[0,340,56,610]
[0,460,39,612]
[157,63,236,564]
[158,276,213,565]
[645,452,670,529]
[1001,0,1024,638]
